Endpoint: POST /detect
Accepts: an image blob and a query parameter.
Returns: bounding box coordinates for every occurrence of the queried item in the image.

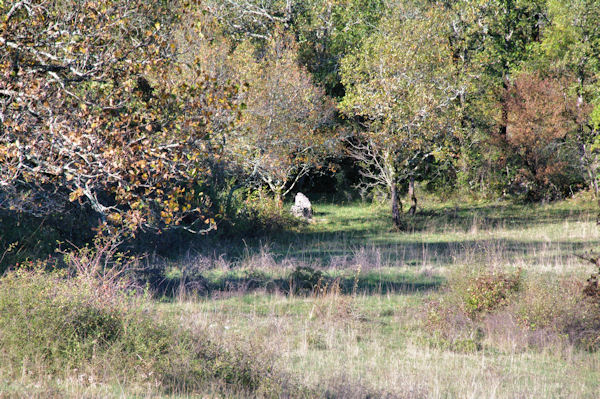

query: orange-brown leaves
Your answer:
[505,73,580,149]
[502,72,587,199]
[0,0,237,233]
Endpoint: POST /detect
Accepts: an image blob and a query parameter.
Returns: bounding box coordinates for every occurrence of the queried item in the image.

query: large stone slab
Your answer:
[290,192,312,220]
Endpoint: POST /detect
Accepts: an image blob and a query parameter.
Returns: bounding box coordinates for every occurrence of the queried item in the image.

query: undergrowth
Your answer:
[426,266,600,353]
[0,265,294,397]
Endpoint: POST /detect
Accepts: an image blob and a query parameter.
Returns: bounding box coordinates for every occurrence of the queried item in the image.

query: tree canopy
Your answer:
[0,0,238,233]
[3,0,600,239]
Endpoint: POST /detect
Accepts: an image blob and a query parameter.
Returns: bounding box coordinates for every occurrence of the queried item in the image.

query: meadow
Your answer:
[6,0,600,397]
[2,196,600,398]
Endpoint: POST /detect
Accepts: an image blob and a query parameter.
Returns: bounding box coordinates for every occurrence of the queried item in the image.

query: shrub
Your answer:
[289,266,326,295]
[582,263,600,304]
[424,297,480,351]
[426,267,600,353]
[503,72,585,201]
[223,188,300,236]
[463,269,522,318]
[425,267,523,350]
[0,266,289,396]
[425,267,522,339]
[515,275,600,351]
[0,266,123,372]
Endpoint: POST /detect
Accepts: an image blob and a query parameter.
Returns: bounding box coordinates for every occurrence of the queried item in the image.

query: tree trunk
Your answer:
[499,75,509,138]
[391,183,403,230]
[275,193,283,208]
[273,187,283,208]
[585,158,598,198]
[577,71,593,197]
[408,176,417,216]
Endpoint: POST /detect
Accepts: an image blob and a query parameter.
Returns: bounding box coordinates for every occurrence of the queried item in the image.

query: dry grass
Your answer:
[169,286,600,398]
[2,200,600,397]
[155,200,600,398]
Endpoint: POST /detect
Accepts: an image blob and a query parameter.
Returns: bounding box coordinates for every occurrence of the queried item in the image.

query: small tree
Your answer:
[340,2,466,228]
[503,72,584,199]
[229,34,337,203]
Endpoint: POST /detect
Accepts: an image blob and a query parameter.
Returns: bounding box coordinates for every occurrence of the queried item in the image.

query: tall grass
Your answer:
[0,265,296,397]
[2,199,600,397]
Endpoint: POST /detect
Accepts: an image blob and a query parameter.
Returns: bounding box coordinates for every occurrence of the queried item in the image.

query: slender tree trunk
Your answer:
[273,186,284,209]
[499,74,509,138]
[264,175,284,208]
[577,70,594,197]
[408,176,417,216]
[391,182,403,230]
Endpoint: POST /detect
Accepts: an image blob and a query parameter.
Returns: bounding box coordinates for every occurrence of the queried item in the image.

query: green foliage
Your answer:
[289,266,325,295]
[0,266,123,372]
[223,188,300,235]
[591,104,600,131]
[521,0,600,197]
[339,1,470,225]
[228,33,337,201]
[541,0,600,81]
[203,0,387,96]
[0,266,287,395]
[295,0,388,95]
[463,269,522,318]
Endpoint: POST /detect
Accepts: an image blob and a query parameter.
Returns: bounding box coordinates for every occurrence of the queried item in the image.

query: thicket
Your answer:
[0,263,295,396]
[426,267,600,353]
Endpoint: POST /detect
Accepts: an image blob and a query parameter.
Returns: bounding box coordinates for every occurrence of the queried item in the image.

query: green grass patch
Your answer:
[0,267,297,397]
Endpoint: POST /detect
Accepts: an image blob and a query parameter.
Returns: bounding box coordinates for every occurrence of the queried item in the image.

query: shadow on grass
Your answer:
[183,234,600,274]
[139,267,444,299]
[207,203,599,267]
[120,202,597,265]
[312,202,596,233]
[409,204,595,232]
[136,202,598,299]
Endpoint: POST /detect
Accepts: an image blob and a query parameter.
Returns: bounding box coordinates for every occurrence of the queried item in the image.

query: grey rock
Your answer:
[290,192,312,220]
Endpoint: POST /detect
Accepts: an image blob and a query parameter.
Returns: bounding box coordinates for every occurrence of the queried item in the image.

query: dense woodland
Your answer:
[2,0,600,252]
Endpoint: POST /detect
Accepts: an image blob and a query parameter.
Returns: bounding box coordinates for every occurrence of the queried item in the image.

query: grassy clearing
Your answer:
[2,197,600,397]
[157,197,600,398]
[180,195,600,269]
[169,290,600,398]
[161,195,600,291]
